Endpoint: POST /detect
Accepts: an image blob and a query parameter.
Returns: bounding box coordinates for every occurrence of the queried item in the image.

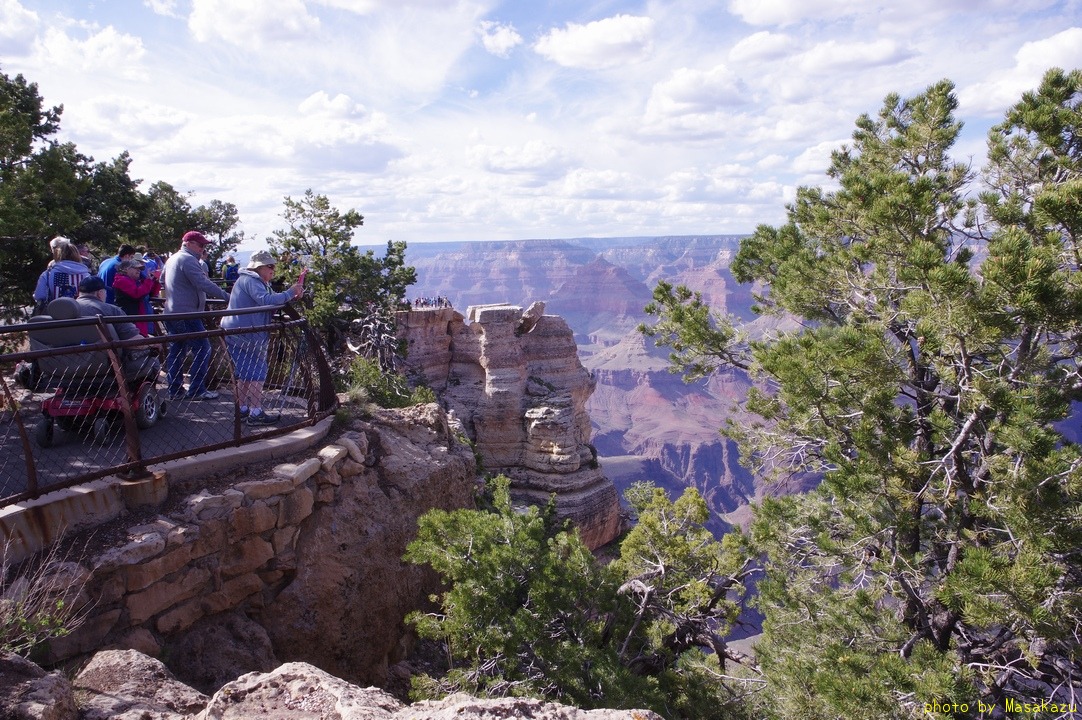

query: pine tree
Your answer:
[642,69,1082,715]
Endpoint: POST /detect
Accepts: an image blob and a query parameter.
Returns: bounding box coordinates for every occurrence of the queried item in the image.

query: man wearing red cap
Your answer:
[161,230,230,400]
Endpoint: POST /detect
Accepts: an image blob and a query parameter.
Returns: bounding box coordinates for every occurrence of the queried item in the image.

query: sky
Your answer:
[2,0,1081,250]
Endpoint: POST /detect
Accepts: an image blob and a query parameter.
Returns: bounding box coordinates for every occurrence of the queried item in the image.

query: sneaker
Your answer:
[238,406,250,418]
[246,410,280,426]
[188,390,220,400]
[169,389,187,400]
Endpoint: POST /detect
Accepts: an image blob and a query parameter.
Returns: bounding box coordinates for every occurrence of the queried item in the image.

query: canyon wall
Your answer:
[403,236,771,528]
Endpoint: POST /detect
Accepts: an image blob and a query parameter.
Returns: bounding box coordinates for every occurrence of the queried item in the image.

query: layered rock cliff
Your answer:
[398,303,622,550]
[404,236,800,531]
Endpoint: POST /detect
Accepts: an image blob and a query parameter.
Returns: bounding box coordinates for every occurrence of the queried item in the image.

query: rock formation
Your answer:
[0,649,663,720]
[404,235,812,530]
[398,303,622,549]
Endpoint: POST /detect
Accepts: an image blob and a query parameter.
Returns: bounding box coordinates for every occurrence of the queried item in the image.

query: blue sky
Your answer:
[2,0,1081,249]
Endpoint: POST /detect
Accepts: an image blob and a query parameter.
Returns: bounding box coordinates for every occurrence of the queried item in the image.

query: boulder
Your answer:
[197,661,404,720]
[165,610,279,694]
[73,648,209,720]
[395,693,665,719]
[0,651,77,720]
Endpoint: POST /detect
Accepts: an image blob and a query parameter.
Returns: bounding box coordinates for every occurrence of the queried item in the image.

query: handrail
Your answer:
[0,302,338,504]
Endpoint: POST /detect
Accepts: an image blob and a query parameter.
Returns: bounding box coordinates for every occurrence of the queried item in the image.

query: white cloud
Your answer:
[298,91,369,118]
[150,108,401,175]
[757,153,788,170]
[4,0,1074,245]
[561,168,656,200]
[534,15,654,70]
[38,26,148,80]
[479,20,522,57]
[143,0,182,19]
[727,0,864,27]
[313,0,464,11]
[647,65,749,115]
[638,65,751,141]
[189,0,320,48]
[792,138,844,174]
[798,38,911,73]
[67,95,188,151]
[312,0,381,11]
[959,27,1082,115]
[729,31,794,63]
[468,140,572,183]
[0,0,38,55]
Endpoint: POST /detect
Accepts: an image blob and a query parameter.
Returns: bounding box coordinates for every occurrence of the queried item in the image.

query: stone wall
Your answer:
[398,303,622,549]
[43,404,477,690]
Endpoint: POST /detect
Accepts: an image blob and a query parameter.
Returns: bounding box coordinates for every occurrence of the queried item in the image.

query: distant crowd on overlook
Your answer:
[410,295,451,309]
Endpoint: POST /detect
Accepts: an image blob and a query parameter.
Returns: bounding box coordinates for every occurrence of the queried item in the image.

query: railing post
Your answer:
[282,304,337,412]
[2,375,38,496]
[92,319,145,474]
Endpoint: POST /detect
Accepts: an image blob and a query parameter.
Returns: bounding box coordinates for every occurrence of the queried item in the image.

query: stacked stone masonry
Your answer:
[44,404,478,690]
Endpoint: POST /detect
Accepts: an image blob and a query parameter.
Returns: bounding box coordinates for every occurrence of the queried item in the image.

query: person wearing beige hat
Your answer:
[221,250,303,425]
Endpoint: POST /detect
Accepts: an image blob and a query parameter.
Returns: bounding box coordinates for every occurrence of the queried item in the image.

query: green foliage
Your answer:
[405,478,759,718]
[191,199,244,272]
[77,151,147,250]
[346,356,433,408]
[0,69,89,319]
[269,189,416,355]
[641,68,1082,714]
[141,181,193,253]
[0,541,89,659]
[404,475,623,705]
[611,483,761,718]
[640,280,748,379]
[0,65,241,320]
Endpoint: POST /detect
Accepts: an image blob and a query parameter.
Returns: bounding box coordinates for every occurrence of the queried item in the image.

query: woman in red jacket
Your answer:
[112,255,161,335]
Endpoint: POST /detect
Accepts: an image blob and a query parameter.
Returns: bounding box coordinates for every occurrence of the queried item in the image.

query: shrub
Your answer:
[1,540,91,659]
[347,356,436,408]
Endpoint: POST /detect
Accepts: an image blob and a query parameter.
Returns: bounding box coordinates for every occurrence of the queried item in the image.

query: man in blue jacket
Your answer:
[161,231,229,400]
[97,243,137,304]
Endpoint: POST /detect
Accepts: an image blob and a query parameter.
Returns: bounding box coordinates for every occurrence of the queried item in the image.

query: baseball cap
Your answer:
[182,231,212,246]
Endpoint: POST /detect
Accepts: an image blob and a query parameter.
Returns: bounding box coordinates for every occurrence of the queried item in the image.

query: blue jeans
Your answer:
[164,319,211,396]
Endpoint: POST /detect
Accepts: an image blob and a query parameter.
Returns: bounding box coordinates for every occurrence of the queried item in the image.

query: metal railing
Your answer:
[0,303,337,504]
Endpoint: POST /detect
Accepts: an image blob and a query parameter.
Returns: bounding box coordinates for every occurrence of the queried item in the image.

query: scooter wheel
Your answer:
[92,417,113,444]
[134,384,160,429]
[34,418,54,448]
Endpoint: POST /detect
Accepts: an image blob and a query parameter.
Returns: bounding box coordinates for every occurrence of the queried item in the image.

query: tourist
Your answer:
[75,276,158,380]
[112,254,161,335]
[96,243,137,304]
[161,231,229,400]
[32,241,90,314]
[221,250,303,425]
[221,255,240,290]
[75,276,141,342]
[142,250,161,279]
[76,242,98,274]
